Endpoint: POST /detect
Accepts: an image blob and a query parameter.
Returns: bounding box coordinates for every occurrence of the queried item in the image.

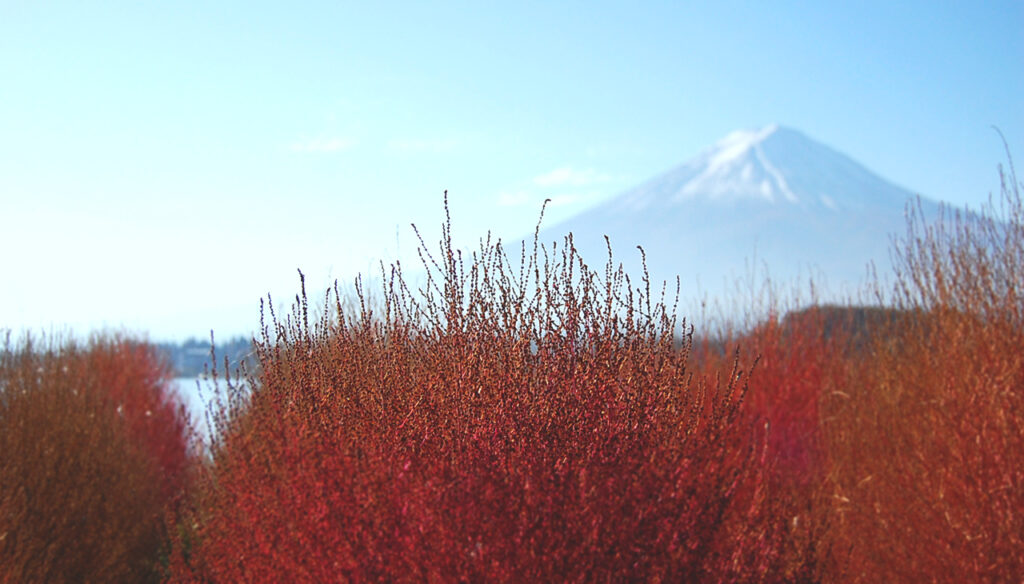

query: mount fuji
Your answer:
[533,125,941,306]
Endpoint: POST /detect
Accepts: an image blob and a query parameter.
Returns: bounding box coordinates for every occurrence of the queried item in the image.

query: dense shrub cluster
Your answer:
[0,335,191,583]
[819,162,1024,582]
[2,158,1020,582]
[168,205,784,582]
[693,305,847,581]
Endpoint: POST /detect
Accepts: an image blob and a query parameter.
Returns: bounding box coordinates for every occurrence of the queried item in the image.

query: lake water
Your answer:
[172,376,250,442]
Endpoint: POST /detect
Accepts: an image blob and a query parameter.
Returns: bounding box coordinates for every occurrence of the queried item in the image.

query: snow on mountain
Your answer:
[531,125,940,307]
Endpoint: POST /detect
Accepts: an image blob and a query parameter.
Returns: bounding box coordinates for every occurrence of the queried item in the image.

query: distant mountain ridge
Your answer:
[534,125,941,304]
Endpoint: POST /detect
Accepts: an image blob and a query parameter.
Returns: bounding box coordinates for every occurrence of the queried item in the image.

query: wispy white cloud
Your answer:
[496,191,590,208]
[497,191,532,207]
[387,138,459,153]
[533,167,611,187]
[289,137,357,153]
[546,194,585,206]
[497,165,613,209]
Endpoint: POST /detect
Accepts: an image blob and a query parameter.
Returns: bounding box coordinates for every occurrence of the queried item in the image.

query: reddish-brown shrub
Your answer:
[0,334,192,583]
[821,156,1024,581]
[168,152,1023,582]
[692,303,851,582]
[169,199,785,582]
[83,337,191,497]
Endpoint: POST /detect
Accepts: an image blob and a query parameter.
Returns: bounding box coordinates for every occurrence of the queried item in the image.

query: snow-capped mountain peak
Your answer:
[707,123,780,169]
[682,123,797,204]
[534,125,940,305]
[615,125,911,214]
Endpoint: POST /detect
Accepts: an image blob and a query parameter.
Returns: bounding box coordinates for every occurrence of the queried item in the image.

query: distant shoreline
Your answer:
[155,336,255,378]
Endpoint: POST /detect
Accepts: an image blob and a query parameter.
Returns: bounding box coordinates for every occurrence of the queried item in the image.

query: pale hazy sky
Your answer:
[2,1,1021,341]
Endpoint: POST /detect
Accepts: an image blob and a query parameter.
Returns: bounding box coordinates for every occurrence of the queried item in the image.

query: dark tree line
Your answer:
[154,336,255,378]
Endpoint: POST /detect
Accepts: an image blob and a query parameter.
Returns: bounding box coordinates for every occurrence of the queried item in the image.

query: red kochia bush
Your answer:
[712,309,835,484]
[170,198,783,582]
[692,304,849,581]
[82,337,191,497]
[820,158,1024,582]
[0,334,191,583]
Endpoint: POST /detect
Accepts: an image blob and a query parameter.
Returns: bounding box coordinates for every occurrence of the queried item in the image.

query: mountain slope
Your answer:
[534,125,940,304]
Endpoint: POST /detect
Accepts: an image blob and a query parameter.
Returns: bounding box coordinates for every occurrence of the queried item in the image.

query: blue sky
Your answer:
[1,1,1021,341]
